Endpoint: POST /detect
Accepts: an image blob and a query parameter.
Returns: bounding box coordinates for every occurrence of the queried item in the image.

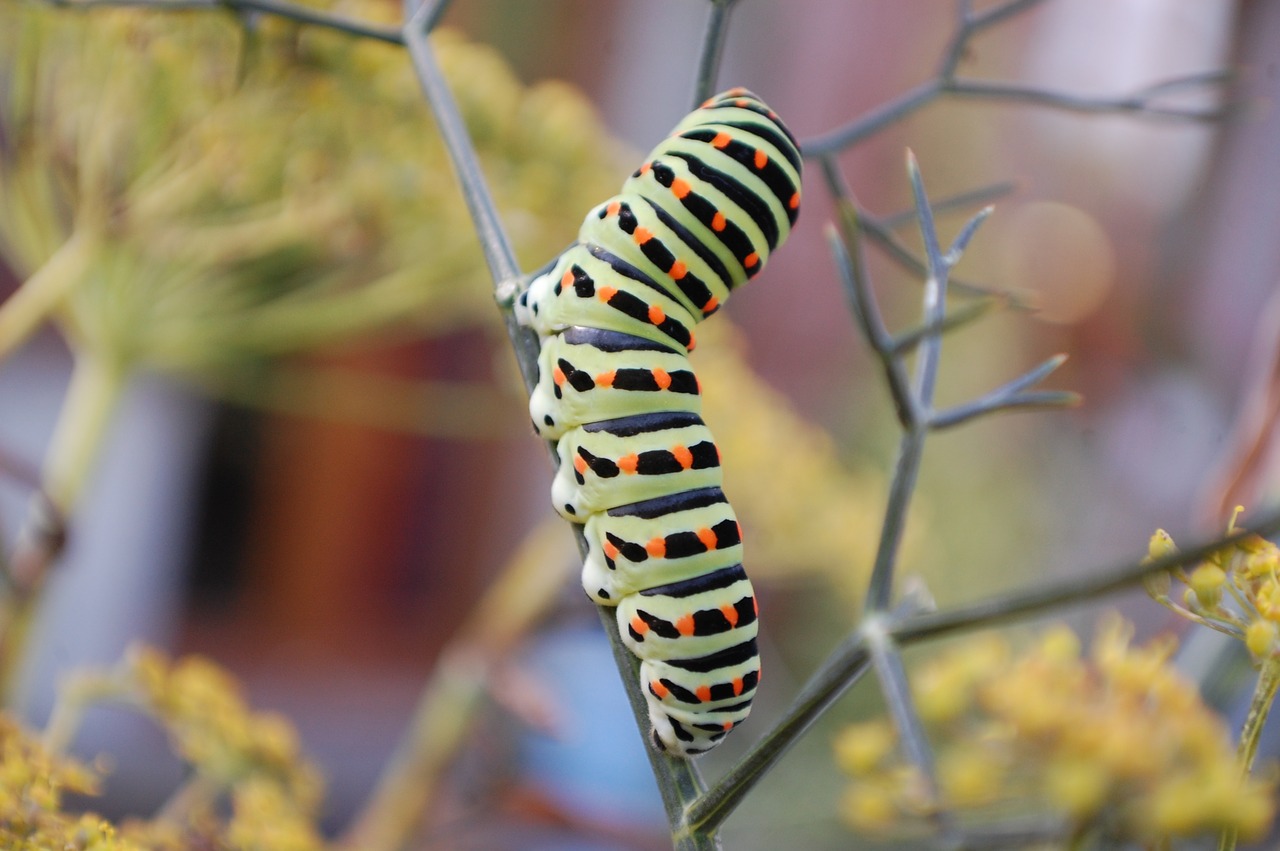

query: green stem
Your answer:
[40,350,129,512]
[1,350,128,702]
[0,231,96,364]
[343,519,575,850]
[1236,660,1280,773]
[344,649,491,851]
[690,0,737,107]
[1219,659,1280,851]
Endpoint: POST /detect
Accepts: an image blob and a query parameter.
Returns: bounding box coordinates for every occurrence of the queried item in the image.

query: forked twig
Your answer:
[803,0,1229,156]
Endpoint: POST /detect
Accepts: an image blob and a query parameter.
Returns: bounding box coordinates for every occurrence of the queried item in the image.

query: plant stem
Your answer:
[889,507,1280,647]
[690,0,737,107]
[343,519,574,851]
[863,153,948,614]
[1236,659,1280,774]
[1218,659,1280,851]
[40,351,128,513]
[686,589,932,834]
[1,349,128,702]
[345,648,492,851]
[0,231,96,364]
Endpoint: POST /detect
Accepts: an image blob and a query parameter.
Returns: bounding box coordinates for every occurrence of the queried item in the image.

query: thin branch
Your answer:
[890,506,1280,647]
[597,609,717,851]
[690,646,869,834]
[690,0,739,107]
[857,211,1028,304]
[968,0,1050,32]
[943,205,993,266]
[965,352,1071,402]
[404,0,452,33]
[946,75,1232,122]
[803,80,940,156]
[820,161,1023,304]
[866,619,957,841]
[939,0,1051,78]
[691,509,1280,836]
[887,298,998,359]
[821,159,917,428]
[403,14,520,287]
[827,224,918,430]
[1143,68,1233,96]
[229,0,403,41]
[930,389,1080,430]
[927,353,1078,430]
[863,152,951,614]
[49,0,406,42]
[686,589,934,835]
[401,3,543,395]
[879,179,1018,230]
[803,0,1226,156]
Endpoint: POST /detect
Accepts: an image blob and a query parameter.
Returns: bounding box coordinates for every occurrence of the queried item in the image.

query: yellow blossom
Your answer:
[833,721,897,776]
[839,783,899,832]
[1037,623,1081,663]
[1240,541,1280,580]
[1043,757,1108,818]
[1247,619,1278,658]
[833,621,1276,843]
[1256,581,1280,621]
[936,743,1003,807]
[1188,563,1227,607]
[226,778,327,851]
[1147,529,1177,560]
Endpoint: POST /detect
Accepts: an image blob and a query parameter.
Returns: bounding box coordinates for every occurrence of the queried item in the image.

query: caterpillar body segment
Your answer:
[640,638,761,754]
[551,411,722,520]
[515,244,699,353]
[516,88,800,757]
[578,196,737,319]
[580,487,742,604]
[530,327,701,441]
[618,564,758,661]
[627,156,772,292]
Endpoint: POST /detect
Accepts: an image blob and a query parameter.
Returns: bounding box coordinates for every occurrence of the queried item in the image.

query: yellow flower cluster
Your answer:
[833,621,1274,843]
[0,710,204,849]
[45,646,327,850]
[0,714,130,849]
[121,647,323,809]
[1147,509,1280,661]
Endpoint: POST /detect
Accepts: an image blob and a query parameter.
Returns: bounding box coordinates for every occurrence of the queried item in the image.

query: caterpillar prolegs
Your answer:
[515,89,801,757]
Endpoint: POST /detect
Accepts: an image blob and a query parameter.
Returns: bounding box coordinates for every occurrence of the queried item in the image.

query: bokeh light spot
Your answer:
[996,202,1116,324]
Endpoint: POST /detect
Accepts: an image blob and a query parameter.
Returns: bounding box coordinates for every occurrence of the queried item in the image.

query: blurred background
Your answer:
[1,0,1278,848]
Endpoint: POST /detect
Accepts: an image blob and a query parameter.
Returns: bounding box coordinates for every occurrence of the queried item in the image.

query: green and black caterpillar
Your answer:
[515,89,801,757]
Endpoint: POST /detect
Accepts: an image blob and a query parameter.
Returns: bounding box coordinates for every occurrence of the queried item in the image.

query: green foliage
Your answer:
[0,2,625,375]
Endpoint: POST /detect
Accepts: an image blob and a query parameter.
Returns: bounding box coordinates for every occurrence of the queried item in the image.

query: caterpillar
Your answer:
[515,88,801,757]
